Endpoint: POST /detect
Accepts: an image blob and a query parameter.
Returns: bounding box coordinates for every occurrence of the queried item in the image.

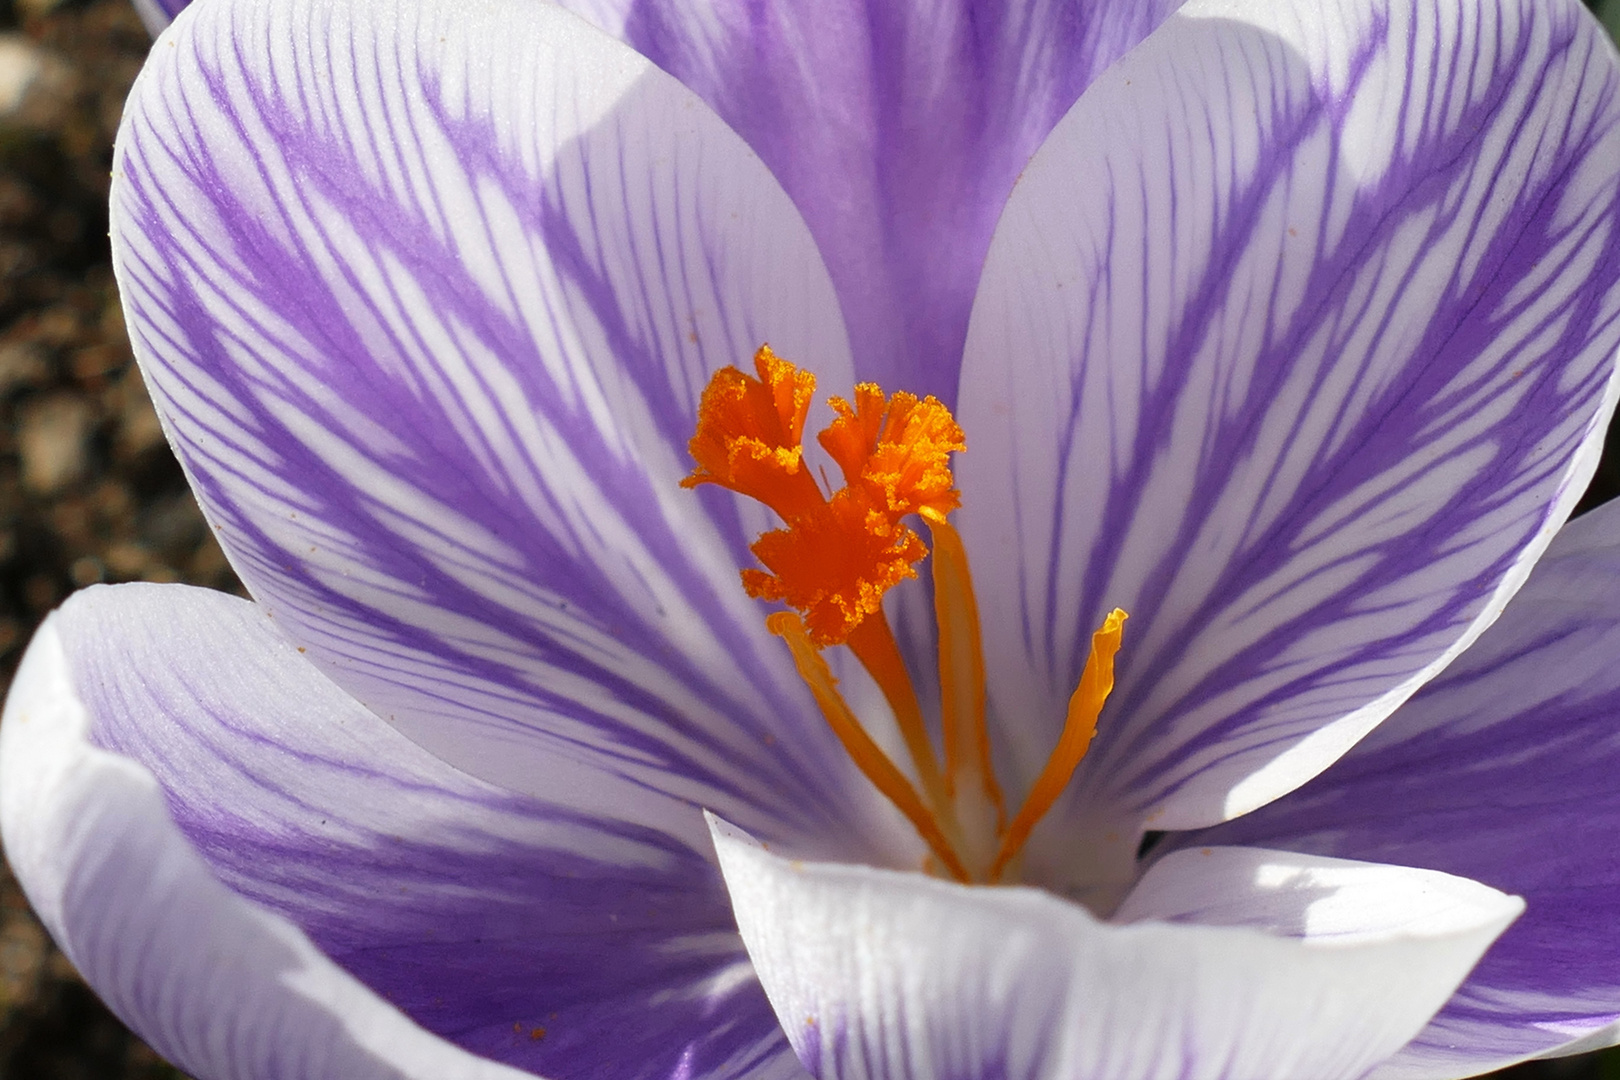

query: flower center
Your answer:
[684,346,1126,884]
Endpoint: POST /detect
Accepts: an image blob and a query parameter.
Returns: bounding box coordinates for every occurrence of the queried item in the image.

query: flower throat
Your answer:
[684,345,1125,884]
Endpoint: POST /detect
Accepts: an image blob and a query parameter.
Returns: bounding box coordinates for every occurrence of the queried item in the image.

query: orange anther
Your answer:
[929,515,1005,839]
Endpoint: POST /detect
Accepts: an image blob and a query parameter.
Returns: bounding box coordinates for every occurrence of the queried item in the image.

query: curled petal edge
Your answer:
[0,606,538,1080]
[712,813,1521,1080]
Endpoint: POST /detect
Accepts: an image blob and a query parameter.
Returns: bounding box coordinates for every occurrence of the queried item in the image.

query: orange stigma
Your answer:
[685,345,1126,883]
[683,345,822,521]
[686,345,964,647]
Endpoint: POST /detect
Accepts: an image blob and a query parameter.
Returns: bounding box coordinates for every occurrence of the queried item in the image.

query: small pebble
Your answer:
[18,392,95,494]
[0,341,48,395]
[22,572,58,613]
[69,554,104,585]
[0,914,45,1010]
[0,36,42,117]
[0,34,72,129]
[15,0,70,21]
[102,540,148,577]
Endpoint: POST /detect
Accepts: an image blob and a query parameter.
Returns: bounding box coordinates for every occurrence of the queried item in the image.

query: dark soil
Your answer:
[0,0,232,1075]
[0,0,1613,1077]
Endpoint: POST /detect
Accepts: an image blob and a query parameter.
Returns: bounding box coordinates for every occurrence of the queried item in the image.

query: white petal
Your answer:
[711,816,1520,1080]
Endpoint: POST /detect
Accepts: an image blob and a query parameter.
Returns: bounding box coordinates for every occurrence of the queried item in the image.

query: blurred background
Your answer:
[0,0,1614,1076]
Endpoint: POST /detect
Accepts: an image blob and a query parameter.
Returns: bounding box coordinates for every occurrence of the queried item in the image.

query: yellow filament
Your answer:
[926,513,1004,829]
[989,609,1127,882]
[768,611,970,882]
[845,614,952,825]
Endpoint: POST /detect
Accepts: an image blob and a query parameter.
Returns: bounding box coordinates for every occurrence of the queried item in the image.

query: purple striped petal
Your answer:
[0,593,540,1080]
[1179,496,1620,1078]
[955,0,1620,892]
[712,816,1518,1080]
[8,582,808,1080]
[553,0,1186,403]
[112,0,924,865]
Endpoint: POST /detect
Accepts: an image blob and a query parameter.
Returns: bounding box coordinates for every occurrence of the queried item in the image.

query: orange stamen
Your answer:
[768,612,968,882]
[846,613,952,826]
[989,609,1127,882]
[685,346,1131,888]
[927,512,1005,850]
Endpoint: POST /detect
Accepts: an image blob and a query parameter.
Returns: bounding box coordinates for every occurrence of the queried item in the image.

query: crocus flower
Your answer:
[7,0,1620,1076]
